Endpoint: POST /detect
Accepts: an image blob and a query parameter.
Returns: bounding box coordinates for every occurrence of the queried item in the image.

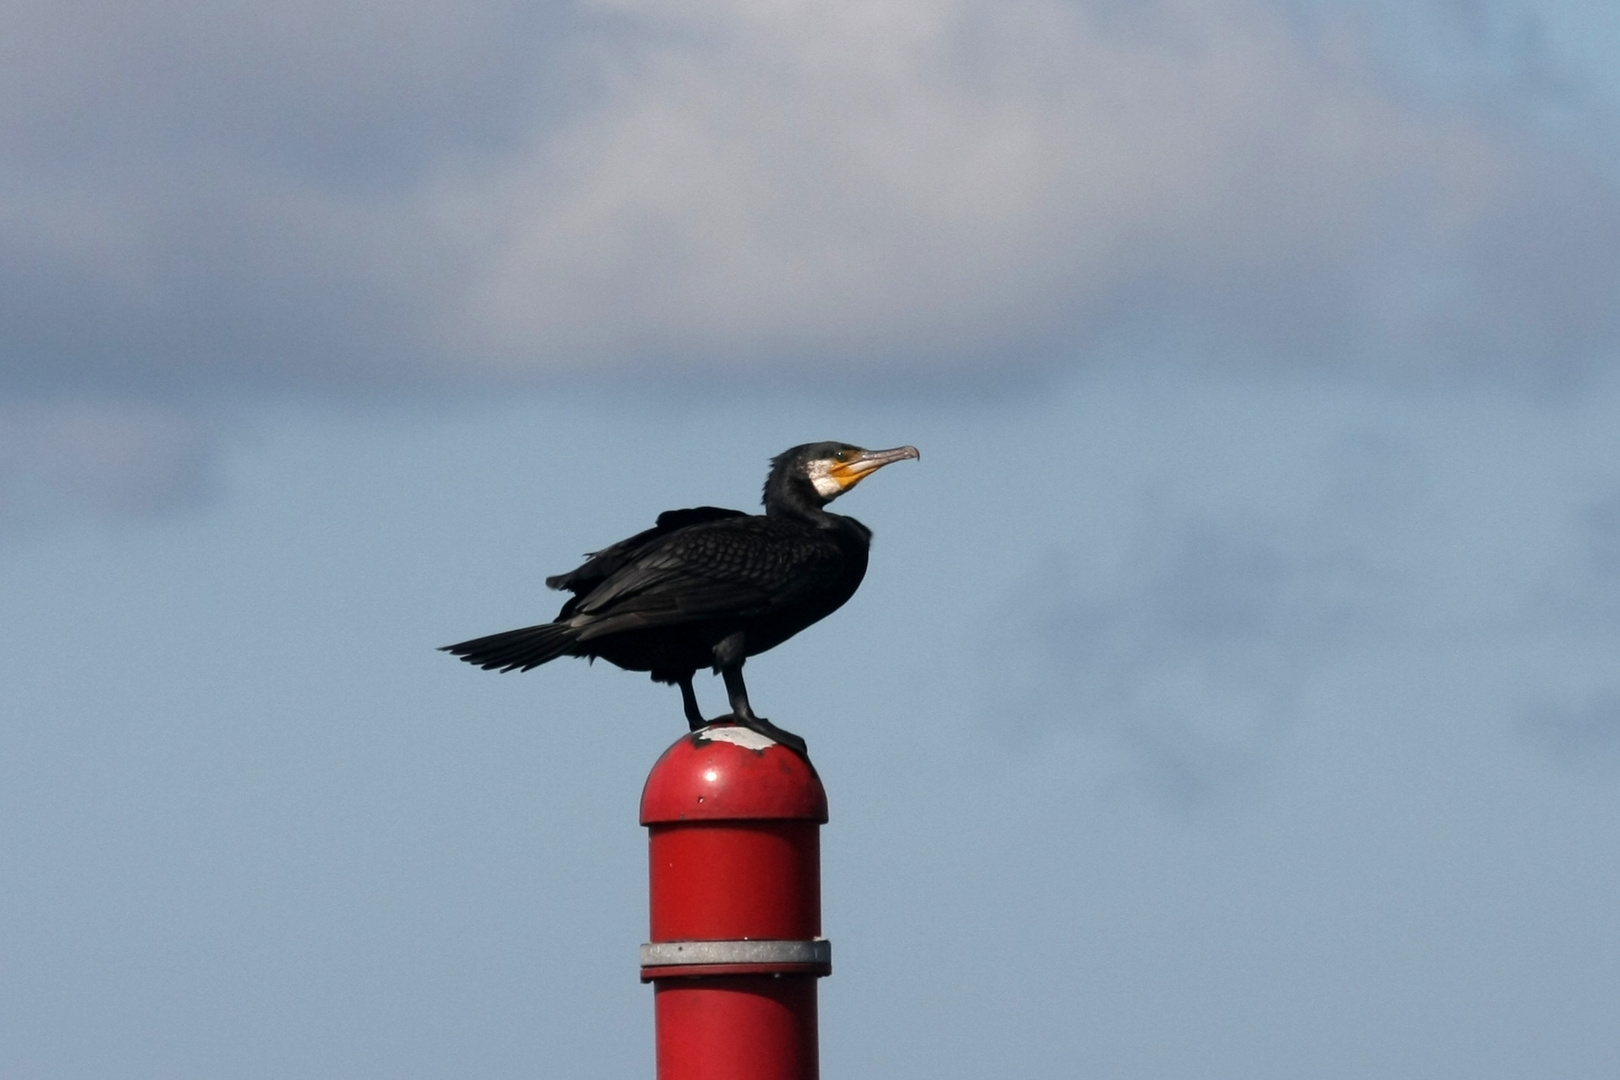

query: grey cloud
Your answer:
[452,0,1620,381]
[0,400,215,529]
[1003,434,1620,806]
[1582,491,1620,579]
[1521,484,1620,629]
[993,481,1411,809]
[0,0,581,391]
[1519,694,1620,765]
[1511,484,1620,767]
[3,0,1619,398]
[8,0,1620,527]
[988,426,1441,809]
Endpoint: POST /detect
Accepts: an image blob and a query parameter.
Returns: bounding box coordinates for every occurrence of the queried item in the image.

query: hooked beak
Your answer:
[828,445,921,490]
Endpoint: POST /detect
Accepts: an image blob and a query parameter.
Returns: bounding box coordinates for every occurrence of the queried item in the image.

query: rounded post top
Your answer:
[641,725,828,825]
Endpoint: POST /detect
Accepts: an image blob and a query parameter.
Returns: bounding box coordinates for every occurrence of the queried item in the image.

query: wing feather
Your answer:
[546,507,747,595]
[566,517,845,636]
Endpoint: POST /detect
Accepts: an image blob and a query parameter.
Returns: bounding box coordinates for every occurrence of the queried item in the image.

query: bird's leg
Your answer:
[720,663,810,760]
[720,663,755,721]
[677,674,707,732]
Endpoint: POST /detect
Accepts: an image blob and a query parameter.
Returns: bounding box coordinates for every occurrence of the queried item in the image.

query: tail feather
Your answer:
[440,622,577,672]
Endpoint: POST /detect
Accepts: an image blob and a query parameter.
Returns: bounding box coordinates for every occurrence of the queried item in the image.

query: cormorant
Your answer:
[441,442,919,757]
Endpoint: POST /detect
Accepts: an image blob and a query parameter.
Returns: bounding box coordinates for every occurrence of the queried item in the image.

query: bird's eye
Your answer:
[834,451,848,463]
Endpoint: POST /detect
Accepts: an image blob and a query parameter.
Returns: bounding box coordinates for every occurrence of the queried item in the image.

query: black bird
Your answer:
[441,442,919,757]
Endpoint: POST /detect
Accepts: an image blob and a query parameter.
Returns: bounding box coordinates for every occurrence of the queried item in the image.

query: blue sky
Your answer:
[3,1,1620,1077]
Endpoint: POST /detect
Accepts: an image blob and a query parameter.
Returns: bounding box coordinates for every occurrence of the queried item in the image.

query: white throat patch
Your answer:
[807,459,843,499]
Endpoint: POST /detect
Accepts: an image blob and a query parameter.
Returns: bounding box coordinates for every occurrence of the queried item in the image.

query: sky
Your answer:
[3,0,1619,1077]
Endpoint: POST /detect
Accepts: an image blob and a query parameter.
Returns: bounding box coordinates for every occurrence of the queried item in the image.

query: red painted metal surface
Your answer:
[653,976,818,1080]
[641,725,829,1080]
[649,822,820,942]
[640,728,828,823]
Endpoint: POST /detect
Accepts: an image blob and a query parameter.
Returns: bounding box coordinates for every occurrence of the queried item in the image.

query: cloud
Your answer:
[7,0,1620,525]
[1578,490,1620,590]
[4,0,1619,397]
[993,480,1410,808]
[0,400,215,529]
[1510,482,1620,768]
[998,422,1620,807]
[456,0,1620,381]
[1514,482,1620,630]
[1518,693,1620,766]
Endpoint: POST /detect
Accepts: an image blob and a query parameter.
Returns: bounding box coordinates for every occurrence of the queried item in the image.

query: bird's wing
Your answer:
[546,507,748,598]
[567,521,846,639]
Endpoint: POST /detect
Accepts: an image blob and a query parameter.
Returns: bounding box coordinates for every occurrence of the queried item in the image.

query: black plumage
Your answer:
[441,442,919,757]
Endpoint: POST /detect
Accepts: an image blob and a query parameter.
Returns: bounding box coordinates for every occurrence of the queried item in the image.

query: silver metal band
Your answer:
[640,939,832,967]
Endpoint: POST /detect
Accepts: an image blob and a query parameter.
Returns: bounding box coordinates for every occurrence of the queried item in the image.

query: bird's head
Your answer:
[765,442,920,510]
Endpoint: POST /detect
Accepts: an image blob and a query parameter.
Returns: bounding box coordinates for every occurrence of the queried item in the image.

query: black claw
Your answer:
[738,714,810,761]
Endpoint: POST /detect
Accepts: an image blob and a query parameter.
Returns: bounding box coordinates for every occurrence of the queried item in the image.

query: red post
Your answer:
[640,724,830,1080]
